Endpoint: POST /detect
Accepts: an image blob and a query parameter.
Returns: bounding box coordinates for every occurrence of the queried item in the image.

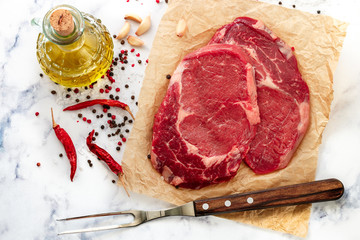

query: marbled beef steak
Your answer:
[209,17,310,174]
[151,44,260,189]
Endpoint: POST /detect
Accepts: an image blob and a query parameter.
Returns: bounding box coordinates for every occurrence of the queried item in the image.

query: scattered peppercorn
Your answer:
[116,146,121,151]
[138,60,142,64]
[74,88,79,94]
[317,10,321,14]
[112,180,116,183]
[40,73,43,77]
[121,40,125,45]
[86,95,91,99]
[113,62,117,66]
[115,96,119,100]
[36,162,41,167]
[59,153,63,157]
[113,34,117,38]
[66,94,70,98]
[87,119,92,124]
[147,154,151,159]
[101,125,105,129]
[107,134,111,137]
[278,1,282,5]
[124,59,128,64]
[76,99,80,103]
[92,109,96,113]
[121,67,125,70]
[85,86,88,90]
[166,74,171,79]
[122,137,126,142]
[136,102,138,106]
[35,112,39,116]
[125,129,129,133]
[128,119,133,124]
[120,134,124,138]
[292,4,296,8]
[125,84,129,88]
[95,132,99,136]
[78,113,82,118]
[131,95,135,100]
[67,88,71,92]
[165,0,168,3]
[124,116,128,121]
[51,90,57,94]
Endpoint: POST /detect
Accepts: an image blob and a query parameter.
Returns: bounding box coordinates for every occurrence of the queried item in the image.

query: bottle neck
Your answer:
[42,4,85,48]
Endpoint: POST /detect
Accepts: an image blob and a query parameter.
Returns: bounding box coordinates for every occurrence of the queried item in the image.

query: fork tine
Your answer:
[57,211,133,221]
[58,223,132,235]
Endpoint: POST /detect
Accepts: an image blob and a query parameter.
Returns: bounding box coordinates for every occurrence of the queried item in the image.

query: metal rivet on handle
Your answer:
[202,203,209,210]
[247,197,254,204]
[224,200,231,207]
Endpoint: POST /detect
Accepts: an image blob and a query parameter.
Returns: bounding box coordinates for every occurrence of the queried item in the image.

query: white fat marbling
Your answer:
[0,0,360,240]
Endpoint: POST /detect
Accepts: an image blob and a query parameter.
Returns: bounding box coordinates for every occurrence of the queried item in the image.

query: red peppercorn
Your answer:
[89,85,93,89]
[122,137,127,142]
[83,117,87,121]
[118,141,122,146]
[101,75,105,79]
[116,88,120,92]
[87,119,92,124]
[136,53,140,57]
[74,88,79,93]
[146,59,149,63]
[35,112,39,116]
[111,115,116,120]
[121,50,125,54]
[36,162,41,167]
[103,108,108,113]
[105,89,110,93]
[291,47,295,51]
[156,0,160,3]
[131,64,135,67]
[108,86,112,90]
[130,48,135,53]
[100,89,104,93]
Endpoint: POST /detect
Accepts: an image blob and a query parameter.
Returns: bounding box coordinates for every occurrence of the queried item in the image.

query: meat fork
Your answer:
[58,178,344,235]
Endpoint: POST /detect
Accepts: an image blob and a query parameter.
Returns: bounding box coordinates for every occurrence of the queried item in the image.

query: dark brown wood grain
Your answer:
[194,178,344,216]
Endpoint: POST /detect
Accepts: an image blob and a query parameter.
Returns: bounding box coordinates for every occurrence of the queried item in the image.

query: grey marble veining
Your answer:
[1,0,359,240]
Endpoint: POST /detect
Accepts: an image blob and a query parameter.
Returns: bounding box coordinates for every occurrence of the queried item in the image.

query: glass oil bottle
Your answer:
[35,5,113,87]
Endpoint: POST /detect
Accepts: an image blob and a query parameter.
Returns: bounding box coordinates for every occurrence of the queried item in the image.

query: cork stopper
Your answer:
[50,9,74,36]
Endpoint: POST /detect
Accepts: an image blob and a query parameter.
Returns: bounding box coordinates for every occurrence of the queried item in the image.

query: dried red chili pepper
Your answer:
[86,130,129,197]
[51,108,77,181]
[63,99,135,120]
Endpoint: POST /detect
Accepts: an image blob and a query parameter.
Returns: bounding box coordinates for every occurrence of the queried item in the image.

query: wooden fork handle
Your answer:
[194,178,344,216]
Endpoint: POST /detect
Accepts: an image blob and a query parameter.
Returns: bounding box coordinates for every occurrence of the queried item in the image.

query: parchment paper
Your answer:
[121,0,348,237]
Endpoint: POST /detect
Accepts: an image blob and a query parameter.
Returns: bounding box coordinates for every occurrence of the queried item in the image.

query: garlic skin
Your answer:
[124,13,142,23]
[136,16,151,36]
[116,21,131,40]
[127,35,144,46]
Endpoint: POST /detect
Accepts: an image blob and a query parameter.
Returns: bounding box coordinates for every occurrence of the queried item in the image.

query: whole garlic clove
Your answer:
[116,21,131,40]
[127,35,144,46]
[176,18,187,37]
[124,13,142,23]
[135,16,151,36]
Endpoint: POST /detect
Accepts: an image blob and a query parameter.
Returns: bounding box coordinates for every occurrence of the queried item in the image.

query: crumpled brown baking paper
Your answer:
[120,0,348,237]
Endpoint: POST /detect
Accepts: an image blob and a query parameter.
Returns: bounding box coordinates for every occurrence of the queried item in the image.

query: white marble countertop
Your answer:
[1,0,359,239]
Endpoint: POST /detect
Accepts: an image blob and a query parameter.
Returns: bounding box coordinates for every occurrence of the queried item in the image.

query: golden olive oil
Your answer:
[36,5,113,87]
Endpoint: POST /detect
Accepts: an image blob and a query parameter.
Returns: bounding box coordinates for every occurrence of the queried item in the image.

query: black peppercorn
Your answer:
[166,74,171,79]
[138,60,142,64]
[125,84,129,88]
[125,129,129,133]
[121,67,125,70]
[92,109,96,113]
[86,95,91,99]
[40,73,43,77]
[78,113,82,118]
[51,90,57,94]
[67,88,71,92]
[128,119,133,123]
[116,146,121,151]
[121,40,125,45]
[147,154,151,159]
[131,95,135,100]
[76,98,80,103]
[101,125,105,129]
[66,94,70,98]
[59,153,63,157]
[124,59,128,64]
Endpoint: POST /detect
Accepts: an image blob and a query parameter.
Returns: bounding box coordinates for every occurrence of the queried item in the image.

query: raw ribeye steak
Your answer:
[151,44,260,189]
[209,17,310,174]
